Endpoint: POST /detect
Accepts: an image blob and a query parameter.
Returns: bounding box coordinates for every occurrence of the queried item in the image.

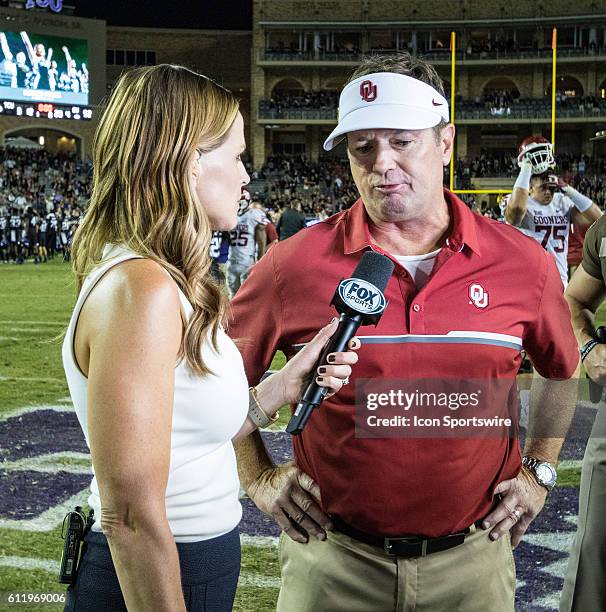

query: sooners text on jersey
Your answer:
[503,192,573,287]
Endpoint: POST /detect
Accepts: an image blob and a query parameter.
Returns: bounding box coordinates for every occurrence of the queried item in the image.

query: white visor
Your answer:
[323,72,449,151]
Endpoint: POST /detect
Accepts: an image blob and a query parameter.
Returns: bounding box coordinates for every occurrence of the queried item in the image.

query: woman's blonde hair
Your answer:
[72,64,239,376]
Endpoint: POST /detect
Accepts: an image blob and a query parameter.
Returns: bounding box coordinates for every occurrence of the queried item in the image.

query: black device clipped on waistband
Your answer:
[59,506,95,585]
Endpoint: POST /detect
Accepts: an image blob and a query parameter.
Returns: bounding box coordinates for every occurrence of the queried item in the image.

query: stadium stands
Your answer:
[258,90,606,121]
[0,147,89,263]
[1,146,604,265]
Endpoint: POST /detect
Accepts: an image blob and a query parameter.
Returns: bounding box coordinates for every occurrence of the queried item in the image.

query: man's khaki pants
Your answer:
[277,523,515,612]
[560,404,606,612]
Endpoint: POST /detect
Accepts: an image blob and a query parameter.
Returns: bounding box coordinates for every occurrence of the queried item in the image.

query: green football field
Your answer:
[0,259,599,612]
[0,260,287,612]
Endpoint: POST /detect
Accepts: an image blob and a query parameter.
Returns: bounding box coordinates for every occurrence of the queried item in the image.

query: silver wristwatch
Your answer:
[522,456,557,491]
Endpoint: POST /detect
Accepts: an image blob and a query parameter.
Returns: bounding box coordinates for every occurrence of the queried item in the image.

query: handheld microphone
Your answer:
[286,251,395,436]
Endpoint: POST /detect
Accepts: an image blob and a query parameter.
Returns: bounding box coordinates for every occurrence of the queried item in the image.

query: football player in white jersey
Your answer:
[503,136,602,288]
[226,194,267,297]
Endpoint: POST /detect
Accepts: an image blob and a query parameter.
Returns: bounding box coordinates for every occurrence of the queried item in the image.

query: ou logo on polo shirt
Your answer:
[469,283,489,309]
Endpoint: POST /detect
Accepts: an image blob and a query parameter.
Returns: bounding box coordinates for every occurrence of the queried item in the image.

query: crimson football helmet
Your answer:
[517,136,555,174]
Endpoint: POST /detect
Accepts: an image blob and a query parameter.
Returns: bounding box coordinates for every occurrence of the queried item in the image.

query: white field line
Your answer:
[6,327,62,333]
[0,555,60,574]
[531,592,564,611]
[0,320,65,326]
[539,556,573,581]
[0,465,276,541]
[574,400,600,411]
[0,336,19,341]
[0,375,65,383]
[559,460,583,470]
[0,555,281,588]
[1,404,74,419]
[513,529,576,611]
[240,534,279,548]
[522,530,576,562]
[564,513,580,527]
[238,574,281,588]
[0,490,88,532]
[0,294,68,298]
[1,451,91,474]
[267,424,287,433]
[524,537,577,611]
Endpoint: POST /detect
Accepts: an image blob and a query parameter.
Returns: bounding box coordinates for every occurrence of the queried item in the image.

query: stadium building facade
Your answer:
[0,0,603,173]
[251,0,606,174]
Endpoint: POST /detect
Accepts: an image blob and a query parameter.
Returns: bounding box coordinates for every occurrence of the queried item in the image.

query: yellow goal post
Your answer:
[448,28,558,198]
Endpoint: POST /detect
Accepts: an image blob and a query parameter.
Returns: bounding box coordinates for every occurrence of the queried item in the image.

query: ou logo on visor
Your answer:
[469,283,489,309]
[360,80,378,102]
[338,278,386,315]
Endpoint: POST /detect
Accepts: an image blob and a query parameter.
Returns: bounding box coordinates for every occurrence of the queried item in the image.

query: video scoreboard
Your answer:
[0,99,92,120]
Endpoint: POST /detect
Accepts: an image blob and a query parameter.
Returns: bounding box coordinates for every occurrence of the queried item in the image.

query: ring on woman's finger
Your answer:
[342,377,350,386]
[509,508,522,522]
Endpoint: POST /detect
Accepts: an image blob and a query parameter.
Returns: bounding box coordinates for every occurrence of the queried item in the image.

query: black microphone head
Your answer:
[332,250,395,319]
[352,250,395,294]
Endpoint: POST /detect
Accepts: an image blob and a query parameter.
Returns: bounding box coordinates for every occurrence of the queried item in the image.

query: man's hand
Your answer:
[246,462,332,543]
[557,176,568,190]
[583,342,606,385]
[482,468,548,548]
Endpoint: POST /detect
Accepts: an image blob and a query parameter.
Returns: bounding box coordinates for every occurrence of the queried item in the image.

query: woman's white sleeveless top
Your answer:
[62,244,248,542]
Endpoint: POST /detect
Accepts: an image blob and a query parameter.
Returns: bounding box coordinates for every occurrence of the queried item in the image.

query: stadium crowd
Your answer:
[248,155,359,214]
[265,37,606,60]
[0,148,90,263]
[259,90,339,113]
[260,88,606,119]
[458,94,606,119]
[453,152,606,208]
[1,147,605,264]
[454,152,606,176]
[264,40,361,58]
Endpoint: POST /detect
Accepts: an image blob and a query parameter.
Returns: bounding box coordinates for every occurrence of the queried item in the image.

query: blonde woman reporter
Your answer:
[62,65,357,612]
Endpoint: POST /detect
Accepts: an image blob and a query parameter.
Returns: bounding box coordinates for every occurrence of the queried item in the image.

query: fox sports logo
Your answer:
[338,278,386,315]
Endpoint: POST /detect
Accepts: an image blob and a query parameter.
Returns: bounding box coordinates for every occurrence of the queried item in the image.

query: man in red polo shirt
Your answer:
[230,53,579,611]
